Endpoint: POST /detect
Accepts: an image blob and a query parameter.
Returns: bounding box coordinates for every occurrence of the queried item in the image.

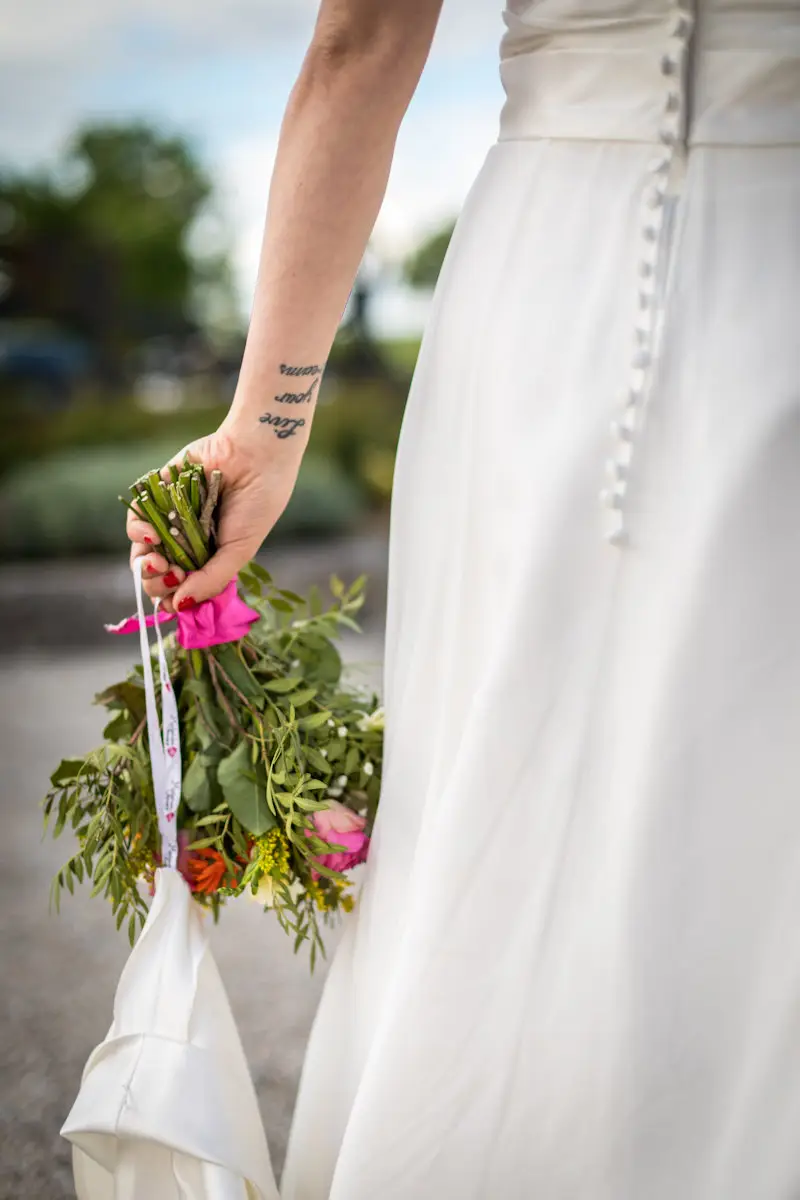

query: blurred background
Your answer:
[0,2,503,1196]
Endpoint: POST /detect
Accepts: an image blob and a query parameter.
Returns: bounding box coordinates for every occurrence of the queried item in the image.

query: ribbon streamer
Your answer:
[133,557,181,869]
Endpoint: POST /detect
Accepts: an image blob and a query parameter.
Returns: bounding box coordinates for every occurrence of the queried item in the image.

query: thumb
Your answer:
[173,543,251,608]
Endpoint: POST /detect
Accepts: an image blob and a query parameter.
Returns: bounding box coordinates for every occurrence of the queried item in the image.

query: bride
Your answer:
[127,0,800,1195]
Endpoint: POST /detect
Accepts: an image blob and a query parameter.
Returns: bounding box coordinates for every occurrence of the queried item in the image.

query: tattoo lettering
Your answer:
[275,377,320,405]
[258,363,323,437]
[259,412,306,439]
[280,363,323,377]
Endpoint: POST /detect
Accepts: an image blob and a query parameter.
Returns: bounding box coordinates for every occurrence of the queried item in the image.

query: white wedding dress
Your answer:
[282,2,800,1197]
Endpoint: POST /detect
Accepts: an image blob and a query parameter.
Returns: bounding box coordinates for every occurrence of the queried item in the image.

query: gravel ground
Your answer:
[0,633,383,1198]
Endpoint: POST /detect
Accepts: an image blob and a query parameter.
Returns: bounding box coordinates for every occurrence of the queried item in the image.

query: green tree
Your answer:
[0,122,236,383]
[403,219,456,289]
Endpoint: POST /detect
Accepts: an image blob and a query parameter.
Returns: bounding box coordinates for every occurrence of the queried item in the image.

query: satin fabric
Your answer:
[281,2,800,1197]
[63,870,280,1200]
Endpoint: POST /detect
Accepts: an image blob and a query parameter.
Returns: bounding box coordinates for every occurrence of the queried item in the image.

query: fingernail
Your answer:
[144,563,156,575]
[143,536,154,545]
[163,571,180,588]
[177,597,196,612]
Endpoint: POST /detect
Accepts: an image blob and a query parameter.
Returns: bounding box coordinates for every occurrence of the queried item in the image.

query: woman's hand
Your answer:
[126,425,298,611]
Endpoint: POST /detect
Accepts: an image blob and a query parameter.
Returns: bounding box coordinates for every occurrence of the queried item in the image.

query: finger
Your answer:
[129,544,169,572]
[172,544,248,609]
[126,511,160,547]
[143,563,186,600]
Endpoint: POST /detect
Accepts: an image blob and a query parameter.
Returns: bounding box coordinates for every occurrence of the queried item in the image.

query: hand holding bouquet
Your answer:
[45,457,383,969]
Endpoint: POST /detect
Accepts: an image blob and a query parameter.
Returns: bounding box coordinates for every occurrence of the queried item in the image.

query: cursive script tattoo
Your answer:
[275,377,320,405]
[259,412,306,439]
[280,362,323,377]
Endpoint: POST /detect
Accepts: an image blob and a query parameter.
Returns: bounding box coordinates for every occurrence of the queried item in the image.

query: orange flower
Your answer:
[187,847,237,895]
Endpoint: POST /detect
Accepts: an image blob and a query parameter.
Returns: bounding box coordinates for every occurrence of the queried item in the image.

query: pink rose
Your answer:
[310,799,370,876]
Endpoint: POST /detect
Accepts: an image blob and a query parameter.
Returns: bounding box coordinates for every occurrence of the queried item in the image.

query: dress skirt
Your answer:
[280,20,800,1198]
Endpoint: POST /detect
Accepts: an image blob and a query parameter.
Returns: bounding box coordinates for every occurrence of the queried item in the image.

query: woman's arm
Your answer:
[127,0,444,607]
[227,0,445,445]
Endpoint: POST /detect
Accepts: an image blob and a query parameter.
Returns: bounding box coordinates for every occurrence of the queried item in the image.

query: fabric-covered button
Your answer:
[603,0,694,550]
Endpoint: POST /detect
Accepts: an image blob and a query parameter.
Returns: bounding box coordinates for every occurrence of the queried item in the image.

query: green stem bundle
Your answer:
[120,458,218,572]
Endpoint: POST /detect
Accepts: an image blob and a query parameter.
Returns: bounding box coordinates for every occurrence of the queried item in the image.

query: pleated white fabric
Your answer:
[281,2,800,1197]
[63,869,280,1200]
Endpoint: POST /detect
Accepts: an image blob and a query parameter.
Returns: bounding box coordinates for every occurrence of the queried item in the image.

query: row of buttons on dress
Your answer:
[601,2,696,546]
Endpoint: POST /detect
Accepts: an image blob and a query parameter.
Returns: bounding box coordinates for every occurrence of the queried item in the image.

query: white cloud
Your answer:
[0,0,317,65]
[216,132,279,312]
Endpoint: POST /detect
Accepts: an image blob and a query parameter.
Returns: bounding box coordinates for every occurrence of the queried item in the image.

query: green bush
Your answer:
[0,440,365,560]
[0,396,232,481]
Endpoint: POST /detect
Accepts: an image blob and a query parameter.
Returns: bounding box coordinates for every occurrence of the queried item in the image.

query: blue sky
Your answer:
[1,1,506,329]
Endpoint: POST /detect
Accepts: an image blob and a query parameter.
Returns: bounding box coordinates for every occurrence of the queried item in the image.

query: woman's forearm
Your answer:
[222,4,443,467]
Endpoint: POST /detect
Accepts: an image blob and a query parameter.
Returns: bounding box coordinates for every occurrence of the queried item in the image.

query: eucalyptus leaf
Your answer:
[182,754,221,814]
[217,742,276,835]
[299,710,332,730]
[50,759,87,786]
[265,676,304,693]
[103,712,132,741]
[212,644,263,702]
[95,679,146,722]
[303,746,332,775]
[305,641,342,685]
[250,562,273,584]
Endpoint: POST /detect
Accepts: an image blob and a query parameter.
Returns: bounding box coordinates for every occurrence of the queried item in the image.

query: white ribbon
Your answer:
[133,557,182,870]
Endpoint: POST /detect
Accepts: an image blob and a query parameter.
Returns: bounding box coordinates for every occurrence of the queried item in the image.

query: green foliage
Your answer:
[379,337,422,378]
[403,219,456,289]
[44,566,383,964]
[0,442,365,559]
[0,121,236,361]
[217,742,276,836]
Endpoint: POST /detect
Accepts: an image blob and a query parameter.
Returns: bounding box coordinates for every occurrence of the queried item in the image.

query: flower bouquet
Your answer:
[44,461,383,969]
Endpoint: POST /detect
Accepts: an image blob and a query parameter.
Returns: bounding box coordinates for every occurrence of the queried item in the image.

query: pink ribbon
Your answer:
[106,578,260,649]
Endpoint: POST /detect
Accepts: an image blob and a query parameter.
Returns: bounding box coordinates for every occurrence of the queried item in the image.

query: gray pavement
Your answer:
[0,631,384,1198]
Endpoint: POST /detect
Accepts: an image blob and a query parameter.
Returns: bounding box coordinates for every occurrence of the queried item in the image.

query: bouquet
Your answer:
[44,462,383,969]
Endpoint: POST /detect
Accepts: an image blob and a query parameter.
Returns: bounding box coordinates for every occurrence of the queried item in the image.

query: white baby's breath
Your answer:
[363,760,374,776]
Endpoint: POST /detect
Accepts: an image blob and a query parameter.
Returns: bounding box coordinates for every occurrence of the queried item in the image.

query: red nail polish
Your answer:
[143,536,154,545]
[144,563,156,575]
[163,571,180,588]
[177,597,196,612]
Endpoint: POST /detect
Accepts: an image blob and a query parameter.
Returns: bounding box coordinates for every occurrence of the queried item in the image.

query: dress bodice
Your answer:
[499,0,800,147]
[496,0,800,545]
[502,0,800,52]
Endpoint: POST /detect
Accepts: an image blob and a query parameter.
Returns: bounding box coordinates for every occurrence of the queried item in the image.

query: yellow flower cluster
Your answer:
[306,881,331,911]
[307,879,355,913]
[255,828,290,878]
[127,831,155,882]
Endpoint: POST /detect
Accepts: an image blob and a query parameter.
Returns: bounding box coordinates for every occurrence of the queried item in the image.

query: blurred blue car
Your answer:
[0,323,94,409]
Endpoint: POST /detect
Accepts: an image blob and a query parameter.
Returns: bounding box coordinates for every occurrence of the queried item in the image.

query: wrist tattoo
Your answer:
[257,363,323,438]
[280,363,323,377]
[275,377,320,405]
[259,413,306,439]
